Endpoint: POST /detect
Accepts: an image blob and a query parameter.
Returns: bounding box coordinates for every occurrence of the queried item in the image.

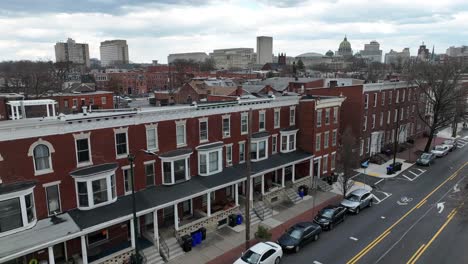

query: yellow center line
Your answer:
[347,161,467,264]
[407,244,426,264]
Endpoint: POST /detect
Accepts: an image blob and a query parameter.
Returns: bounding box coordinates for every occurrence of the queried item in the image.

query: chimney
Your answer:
[82,106,88,115]
[236,85,243,96]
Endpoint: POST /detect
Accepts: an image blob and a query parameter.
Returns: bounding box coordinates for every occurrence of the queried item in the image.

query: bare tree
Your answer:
[336,126,360,197]
[408,61,466,152]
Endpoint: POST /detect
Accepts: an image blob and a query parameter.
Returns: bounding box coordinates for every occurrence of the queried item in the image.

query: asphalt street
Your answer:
[281,137,468,264]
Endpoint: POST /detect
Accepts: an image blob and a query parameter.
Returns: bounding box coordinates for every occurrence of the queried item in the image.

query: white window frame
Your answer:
[333,107,338,124]
[360,139,364,156]
[325,108,330,125]
[27,138,55,176]
[145,123,159,152]
[74,172,117,210]
[74,132,93,167]
[322,154,329,174]
[274,108,281,128]
[272,134,278,154]
[315,133,321,152]
[380,112,383,127]
[0,186,37,238]
[258,110,266,131]
[122,166,134,195]
[114,127,129,159]
[280,129,298,153]
[389,91,392,104]
[396,90,399,103]
[316,109,322,127]
[43,181,62,216]
[289,106,296,126]
[332,129,337,146]
[364,94,369,109]
[324,131,330,149]
[363,116,367,131]
[400,107,404,121]
[199,117,209,143]
[239,141,246,163]
[144,160,156,187]
[251,137,269,162]
[225,144,233,166]
[373,93,377,107]
[241,112,248,135]
[160,153,192,185]
[366,137,370,153]
[222,114,231,138]
[408,89,412,101]
[387,110,391,124]
[381,91,385,106]
[402,89,405,102]
[372,114,376,129]
[394,109,398,123]
[175,120,187,147]
[198,148,222,176]
[331,152,336,171]
[101,97,107,105]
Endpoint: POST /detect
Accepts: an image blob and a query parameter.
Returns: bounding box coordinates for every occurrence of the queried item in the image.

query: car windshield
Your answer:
[421,153,432,159]
[241,250,261,264]
[320,209,334,218]
[346,194,360,202]
[287,227,304,240]
[435,146,445,151]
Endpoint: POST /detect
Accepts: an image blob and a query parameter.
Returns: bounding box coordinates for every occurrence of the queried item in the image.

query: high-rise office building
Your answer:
[360,40,383,63]
[100,40,129,67]
[256,36,273,65]
[55,38,90,67]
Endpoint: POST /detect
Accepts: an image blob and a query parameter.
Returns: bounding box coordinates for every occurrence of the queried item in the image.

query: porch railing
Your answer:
[174,228,182,246]
[159,233,170,261]
[253,201,265,221]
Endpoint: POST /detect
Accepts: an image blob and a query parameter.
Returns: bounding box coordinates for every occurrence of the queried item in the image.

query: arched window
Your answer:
[33,144,50,171]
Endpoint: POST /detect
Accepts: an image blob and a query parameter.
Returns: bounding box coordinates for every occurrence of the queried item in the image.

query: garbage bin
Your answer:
[229,214,237,227]
[298,186,305,198]
[394,162,402,172]
[236,214,243,225]
[199,227,206,241]
[181,235,192,252]
[303,185,309,196]
[386,166,394,175]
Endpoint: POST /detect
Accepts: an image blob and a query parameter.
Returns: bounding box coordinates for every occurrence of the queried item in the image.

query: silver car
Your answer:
[340,189,374,214]
[431,144,450,157]
[443,138,458,151]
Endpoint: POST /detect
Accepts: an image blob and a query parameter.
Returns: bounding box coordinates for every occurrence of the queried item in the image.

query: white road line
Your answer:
[375,178,385,185]
[416,169,426,173]
[381,216,386,219]
[350,237,359,241]
[313,261,323,264]
[372,194,382,203]
[401,174,413,181]
[408,170,419,176]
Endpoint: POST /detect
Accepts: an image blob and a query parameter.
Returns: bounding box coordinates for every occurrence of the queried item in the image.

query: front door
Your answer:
[182,200,192,217]
[163,206,174,227]
[284,166,293,183]
[53,243,66,262]
[313,159,320,178]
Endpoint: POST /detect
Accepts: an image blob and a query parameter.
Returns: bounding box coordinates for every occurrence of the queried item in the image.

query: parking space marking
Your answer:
[399,167,426,181]
[313,261,323,264]
[381,216,386,219]
[408,170,419,176]
[372,190,392,204]
[350,237,359,241]
[401,174,414,181]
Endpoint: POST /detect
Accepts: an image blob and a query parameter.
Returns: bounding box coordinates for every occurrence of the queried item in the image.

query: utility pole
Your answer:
[245,108,253,250]
[392,107,400,168]
[127,154,141,264]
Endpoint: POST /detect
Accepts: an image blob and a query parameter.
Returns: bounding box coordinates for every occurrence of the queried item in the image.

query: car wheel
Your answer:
[275,257,281,264]
[314,234,319,241]
[355,207,360,214]
[369,200,373,207]
[295,245,300,253]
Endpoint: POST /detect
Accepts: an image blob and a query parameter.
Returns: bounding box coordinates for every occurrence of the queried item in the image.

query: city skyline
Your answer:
[0,0,467,63]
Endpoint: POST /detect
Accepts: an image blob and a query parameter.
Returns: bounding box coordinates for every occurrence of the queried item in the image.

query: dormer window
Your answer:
[70,163,118,210]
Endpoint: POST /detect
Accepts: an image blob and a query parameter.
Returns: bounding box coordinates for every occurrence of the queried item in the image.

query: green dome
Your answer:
[325,50,334,57]
[338,36,352,56]
[339,36,351,50]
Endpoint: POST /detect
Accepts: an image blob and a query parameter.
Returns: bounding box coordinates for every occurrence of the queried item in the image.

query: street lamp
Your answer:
[128,150,157,264]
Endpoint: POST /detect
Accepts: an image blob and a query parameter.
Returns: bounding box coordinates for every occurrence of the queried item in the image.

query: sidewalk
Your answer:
[166,191,340,264]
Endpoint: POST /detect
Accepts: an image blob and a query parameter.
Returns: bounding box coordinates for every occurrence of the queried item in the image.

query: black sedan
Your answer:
[277,222,322,253]
[313,205,347,230]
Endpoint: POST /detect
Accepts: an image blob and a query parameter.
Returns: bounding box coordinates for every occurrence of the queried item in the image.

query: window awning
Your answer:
[70,163,118,178]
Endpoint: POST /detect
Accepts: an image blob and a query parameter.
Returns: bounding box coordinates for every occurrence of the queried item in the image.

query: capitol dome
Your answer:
[337,36,353,57]
[325,50,334,57]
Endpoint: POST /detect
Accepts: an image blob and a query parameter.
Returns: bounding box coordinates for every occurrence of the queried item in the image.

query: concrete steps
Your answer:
[141,246,165,264]
[164,237,185,261]
[284,188,302,204]
[317,179,333,192]
[250,201,273,225]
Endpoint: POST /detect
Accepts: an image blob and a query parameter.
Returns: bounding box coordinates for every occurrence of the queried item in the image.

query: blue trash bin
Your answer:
[196,231,202,245]
[299,190,304,198]
[237,214,243,225]
[191,233,197,247]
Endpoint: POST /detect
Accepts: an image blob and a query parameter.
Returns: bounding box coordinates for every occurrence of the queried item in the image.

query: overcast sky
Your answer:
[0,0,467,63]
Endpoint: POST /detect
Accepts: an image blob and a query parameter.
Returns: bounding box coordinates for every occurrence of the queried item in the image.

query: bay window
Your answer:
[160,150,192,184]
[251,138,268,161]
[0,183,36,237]
[198,144,223,176]
[280,129,297,153]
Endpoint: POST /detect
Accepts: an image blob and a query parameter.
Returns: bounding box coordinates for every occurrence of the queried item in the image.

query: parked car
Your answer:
[277,222,322,253]
[234,242,283,264]
[313,205,347,230]
[443,138,458,151]
[416,152,436,166]
[340,189,374,214]
[431,145,450,157]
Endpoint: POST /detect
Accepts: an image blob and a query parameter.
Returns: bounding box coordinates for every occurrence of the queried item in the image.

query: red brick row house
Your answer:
[0,94,344,264]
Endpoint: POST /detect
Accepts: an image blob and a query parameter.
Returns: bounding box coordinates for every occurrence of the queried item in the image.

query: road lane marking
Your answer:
[313,261,323,264]
[406,244,426,264]
[346,161,467,264]
[381,216,386,219]
[409,170,419,176]
[415,200,426,209]
[350,237,359,241]
[407,204,462,264]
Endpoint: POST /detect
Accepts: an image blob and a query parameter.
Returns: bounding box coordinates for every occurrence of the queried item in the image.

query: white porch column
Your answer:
[309,159,313,178]
[48,246,55,264]
[174,203,179,231]
[130,219,136,249]
[15,106,20,119]
[52,103,56,117]
[46,103,50,117]
[235,183,239,206]
[292,164,296,183]
[281,168,285,187]
[249,178,253,201]
[261,175,265,195]
[207,192,212,217]
[10,105,16,120]
[80,236,88,264]
[153,210,159,252]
